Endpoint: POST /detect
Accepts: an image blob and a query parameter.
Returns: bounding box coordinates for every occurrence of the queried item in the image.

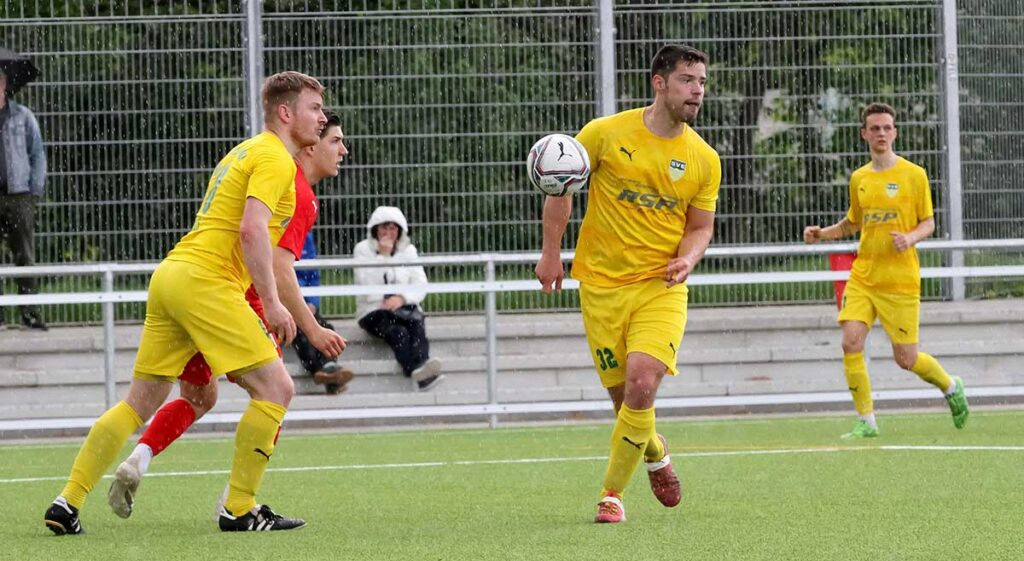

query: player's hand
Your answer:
[890,231,912,252]
[309,326,346,359]
[803,225,822,244]
[666,256,695,288]
[264,301,297,346]
[381,295,405,310]
[535,253,564,293]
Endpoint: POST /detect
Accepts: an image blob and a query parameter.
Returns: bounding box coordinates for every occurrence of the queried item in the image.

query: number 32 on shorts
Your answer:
[595,347,619,371]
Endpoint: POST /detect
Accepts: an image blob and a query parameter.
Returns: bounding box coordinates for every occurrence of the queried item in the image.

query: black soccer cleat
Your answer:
[218,504,306,532]
[44,496,83,535]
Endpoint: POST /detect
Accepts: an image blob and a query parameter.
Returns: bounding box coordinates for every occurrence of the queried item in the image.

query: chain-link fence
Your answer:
[1,0,1022,323]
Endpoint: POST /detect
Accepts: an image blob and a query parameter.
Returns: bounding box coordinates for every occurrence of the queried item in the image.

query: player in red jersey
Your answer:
[105,111,349,520]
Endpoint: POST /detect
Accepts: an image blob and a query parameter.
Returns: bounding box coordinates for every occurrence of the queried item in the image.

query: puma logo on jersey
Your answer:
[254,448,273,461]
[619,146,637,161]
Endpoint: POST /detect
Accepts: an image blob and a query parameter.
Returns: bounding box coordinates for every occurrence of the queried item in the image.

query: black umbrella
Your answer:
[0,48,40,96]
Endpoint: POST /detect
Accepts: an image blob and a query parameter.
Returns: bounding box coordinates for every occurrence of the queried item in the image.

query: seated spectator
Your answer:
[294,231,353,394]
[353,206,442,391]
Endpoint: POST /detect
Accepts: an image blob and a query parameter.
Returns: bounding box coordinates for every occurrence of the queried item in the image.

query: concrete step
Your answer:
[1,299,1022,422]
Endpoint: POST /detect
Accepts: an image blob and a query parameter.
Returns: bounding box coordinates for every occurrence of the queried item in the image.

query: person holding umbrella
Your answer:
[0,48,47,330]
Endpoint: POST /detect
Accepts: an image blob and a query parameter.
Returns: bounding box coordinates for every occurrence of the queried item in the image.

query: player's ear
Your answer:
[277,102,292,124]
[651,73,664,92]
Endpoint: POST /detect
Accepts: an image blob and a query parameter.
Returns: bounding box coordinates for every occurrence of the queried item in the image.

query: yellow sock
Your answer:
[843,353,873,416]
[643,421,665,462]
[601,404,656,497]
[225,400,286,516]
[61,401,143,509]
[911,352,953,392]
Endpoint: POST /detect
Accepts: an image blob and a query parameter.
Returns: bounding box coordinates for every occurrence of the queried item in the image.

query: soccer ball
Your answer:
[526,133,591,196]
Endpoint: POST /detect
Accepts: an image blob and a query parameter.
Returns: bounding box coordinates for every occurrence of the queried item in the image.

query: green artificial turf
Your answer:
[2,410,1022,561]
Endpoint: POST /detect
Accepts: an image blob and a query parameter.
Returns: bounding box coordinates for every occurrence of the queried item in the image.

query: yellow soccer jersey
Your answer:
[846,156,934,294]
[167,131,297,287]
[571,107,722,287]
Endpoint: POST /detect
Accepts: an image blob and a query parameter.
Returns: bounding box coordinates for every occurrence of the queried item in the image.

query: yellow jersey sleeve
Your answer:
[246,144,296,214]
[846,169,864,226]
[915,166,934,221]
[690,148,721,212]
[575,119,605,176]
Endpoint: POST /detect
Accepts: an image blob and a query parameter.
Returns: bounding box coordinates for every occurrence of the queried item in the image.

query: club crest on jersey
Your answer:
[886,183,899,198]
[669,159,687,181]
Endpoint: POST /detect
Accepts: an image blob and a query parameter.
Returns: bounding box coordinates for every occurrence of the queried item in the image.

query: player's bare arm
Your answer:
[241,197,297,345]
[272,246,346,357]
[890,216,934,252]
[804,217,860,244]
[666,206,715,288]
[535,194,572,293]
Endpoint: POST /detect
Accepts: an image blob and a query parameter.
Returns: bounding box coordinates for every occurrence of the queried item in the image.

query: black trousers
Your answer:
[291,311,336,374]
[358,308,430,377]
[0,193,40,321]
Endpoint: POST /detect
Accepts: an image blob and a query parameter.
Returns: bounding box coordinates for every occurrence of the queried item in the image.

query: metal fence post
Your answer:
[485,258,499,428]
[103,270,117,409]
[242,0,265,137]
[596,0,616,116]
[941,0,965,300]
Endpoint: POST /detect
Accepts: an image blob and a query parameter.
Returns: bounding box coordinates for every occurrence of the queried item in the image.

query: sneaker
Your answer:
[841,420,880,439]
[218,504,306,532]
[594,493,625,524]
[108,455,143,518]
[646,434,681,507]
[945,376,970,429]
[313,363,354,395]
[44,497,83,535]
[416,373,445,392]
[411,358,441,383]
[21,314,48,331]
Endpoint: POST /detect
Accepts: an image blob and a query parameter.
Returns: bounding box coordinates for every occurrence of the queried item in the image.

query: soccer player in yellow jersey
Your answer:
[803,102,970,439]
[536,45,721,524]
[44,71,332,535]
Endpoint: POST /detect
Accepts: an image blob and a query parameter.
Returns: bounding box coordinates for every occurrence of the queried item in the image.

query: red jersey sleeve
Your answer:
[277,164,319,260]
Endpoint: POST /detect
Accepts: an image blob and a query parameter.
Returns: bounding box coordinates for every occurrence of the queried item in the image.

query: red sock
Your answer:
[138,399,197,457]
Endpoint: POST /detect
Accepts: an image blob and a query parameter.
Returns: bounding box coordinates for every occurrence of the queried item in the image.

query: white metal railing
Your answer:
[1,238,1023,428]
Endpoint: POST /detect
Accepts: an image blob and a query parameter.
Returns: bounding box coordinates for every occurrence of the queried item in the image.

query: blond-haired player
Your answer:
[45,71,328,534]
[803,102,969,439]
[536,44,721,524]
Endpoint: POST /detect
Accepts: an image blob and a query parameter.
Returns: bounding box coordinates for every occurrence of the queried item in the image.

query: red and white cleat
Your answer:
[594,493,626,524]
[646,434,681,507]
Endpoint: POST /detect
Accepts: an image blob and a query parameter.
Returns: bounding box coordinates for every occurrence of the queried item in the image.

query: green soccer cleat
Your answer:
[945,376,970,429]
[841,420,879,439]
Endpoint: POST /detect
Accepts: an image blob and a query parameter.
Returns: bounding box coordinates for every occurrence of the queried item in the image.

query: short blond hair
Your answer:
[261,71,325,124]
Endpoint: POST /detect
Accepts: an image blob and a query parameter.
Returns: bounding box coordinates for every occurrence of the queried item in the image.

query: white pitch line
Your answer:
[2,445,1022,485]
[880,445,1024,451]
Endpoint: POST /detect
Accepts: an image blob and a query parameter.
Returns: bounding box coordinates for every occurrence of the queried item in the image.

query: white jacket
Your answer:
[352,206,429,320]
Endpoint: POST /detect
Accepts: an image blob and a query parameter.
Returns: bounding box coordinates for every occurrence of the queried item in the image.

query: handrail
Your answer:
[0,238,1021,278]
[0,238,1021,423]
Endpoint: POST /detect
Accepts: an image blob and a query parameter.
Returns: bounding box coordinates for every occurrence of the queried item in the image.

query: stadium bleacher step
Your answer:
[0,299,1021,424]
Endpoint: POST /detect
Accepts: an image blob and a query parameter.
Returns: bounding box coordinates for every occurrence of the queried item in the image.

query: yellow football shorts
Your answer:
[578,278,688,388]
[133,259,280,382]
[837,281,920,345]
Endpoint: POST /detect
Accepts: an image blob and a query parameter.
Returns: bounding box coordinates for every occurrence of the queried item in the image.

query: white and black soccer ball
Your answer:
[526,133,591,196]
